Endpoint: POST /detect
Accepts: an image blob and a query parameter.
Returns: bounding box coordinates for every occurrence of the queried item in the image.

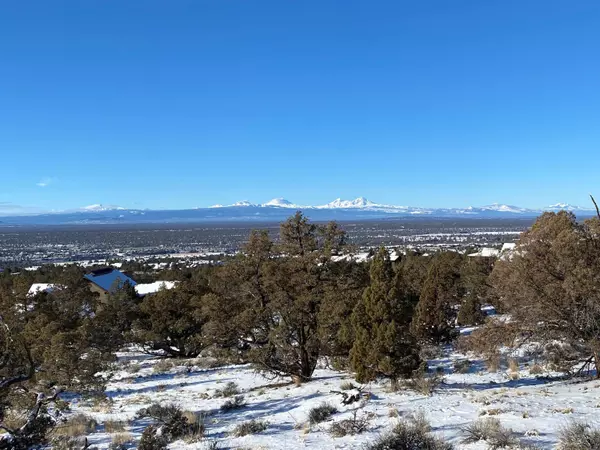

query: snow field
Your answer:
[70,349,600,449]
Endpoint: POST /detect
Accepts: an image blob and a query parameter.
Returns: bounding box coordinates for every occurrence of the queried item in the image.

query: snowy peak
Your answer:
[231,200,255,207]
[480,203,528,214]
[546,203,591,211]
[262,198,299,208]
[319,197,380,209]
[81,204,125,211]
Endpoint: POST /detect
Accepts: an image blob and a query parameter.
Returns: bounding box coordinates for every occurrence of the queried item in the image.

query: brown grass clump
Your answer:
[54,414,98,437]
[112,432,134,446]
[104,419,127,433]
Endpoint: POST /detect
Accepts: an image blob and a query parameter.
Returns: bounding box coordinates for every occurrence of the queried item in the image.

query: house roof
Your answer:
[84,268,137,292]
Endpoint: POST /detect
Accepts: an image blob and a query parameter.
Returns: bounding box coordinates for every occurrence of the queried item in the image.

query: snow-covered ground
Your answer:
[70,349,600,449]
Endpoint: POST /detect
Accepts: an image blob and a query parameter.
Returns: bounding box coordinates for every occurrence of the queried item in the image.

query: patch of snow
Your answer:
[27,283,64,296]
[134,281,178,296]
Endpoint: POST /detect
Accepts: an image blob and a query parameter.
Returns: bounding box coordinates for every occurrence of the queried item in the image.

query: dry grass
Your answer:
[340,380,357,391]
[90,397,114,413]
[508,358,519,373]
[111,432,134,446]
[54,414,98,437]
[403,372,443,396]
[486,354,501,373]
[0,410,27,430]
[104,419,127,433]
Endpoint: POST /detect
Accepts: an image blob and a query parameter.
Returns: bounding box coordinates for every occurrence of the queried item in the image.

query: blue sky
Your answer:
[1,1,599,213]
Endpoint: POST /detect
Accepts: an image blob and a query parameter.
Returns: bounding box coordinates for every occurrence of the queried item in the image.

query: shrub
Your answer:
[135,403,200,441]
[407,411,431,434]
[220,395,246,411]
[51,436,93,450]
[558,422,600,450]
[138,424,168,450]
[214,381,240,398]
[453,359,472,374]
[367,419,454,450]
[462,418,517,449]
[329,410,370,437]
[529,363,544,375]
[232,419,269,437]
[153,359,175,373]
[308,403,337,425]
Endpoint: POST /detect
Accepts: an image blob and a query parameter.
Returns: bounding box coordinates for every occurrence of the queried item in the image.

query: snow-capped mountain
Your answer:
[318,197,383,209]
[478,203,530,213]
[546,203,591,212]
[262,198,301,208]
[81,204,126,211]
[1,197,596,225]
[231,200,255,207]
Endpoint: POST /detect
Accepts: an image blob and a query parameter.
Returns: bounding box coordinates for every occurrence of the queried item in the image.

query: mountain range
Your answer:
[0,198,595,226]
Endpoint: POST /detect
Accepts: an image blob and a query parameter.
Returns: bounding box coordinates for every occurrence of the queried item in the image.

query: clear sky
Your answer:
[1,1,599,213]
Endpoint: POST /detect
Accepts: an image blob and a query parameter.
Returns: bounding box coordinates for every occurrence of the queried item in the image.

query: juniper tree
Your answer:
[206,213,348,382]
[133,280,208,358]
[0,276,116,448]
[203,230,275,351]
[350,248,421,387]
[456,256,492,326]
[489,211,600,376]
[411,252,463,345]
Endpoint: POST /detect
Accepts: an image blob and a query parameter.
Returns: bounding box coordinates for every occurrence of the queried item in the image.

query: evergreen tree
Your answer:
[350,248,421,387]
[456,293,484,326]
[133,280,208,358]
[411,252,462,345]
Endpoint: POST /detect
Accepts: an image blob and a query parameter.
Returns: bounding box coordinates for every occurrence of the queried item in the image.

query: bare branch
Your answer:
[591,194,600,220]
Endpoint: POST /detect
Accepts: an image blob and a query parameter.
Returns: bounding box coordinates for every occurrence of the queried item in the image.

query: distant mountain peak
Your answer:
[81,204,125,211]
[232,200,255,207]
[262,198,297,208]
[319,197,380,209]
[546,202,591,211]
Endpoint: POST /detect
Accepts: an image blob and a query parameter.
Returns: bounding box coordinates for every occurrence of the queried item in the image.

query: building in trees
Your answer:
[83,267,137,301]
